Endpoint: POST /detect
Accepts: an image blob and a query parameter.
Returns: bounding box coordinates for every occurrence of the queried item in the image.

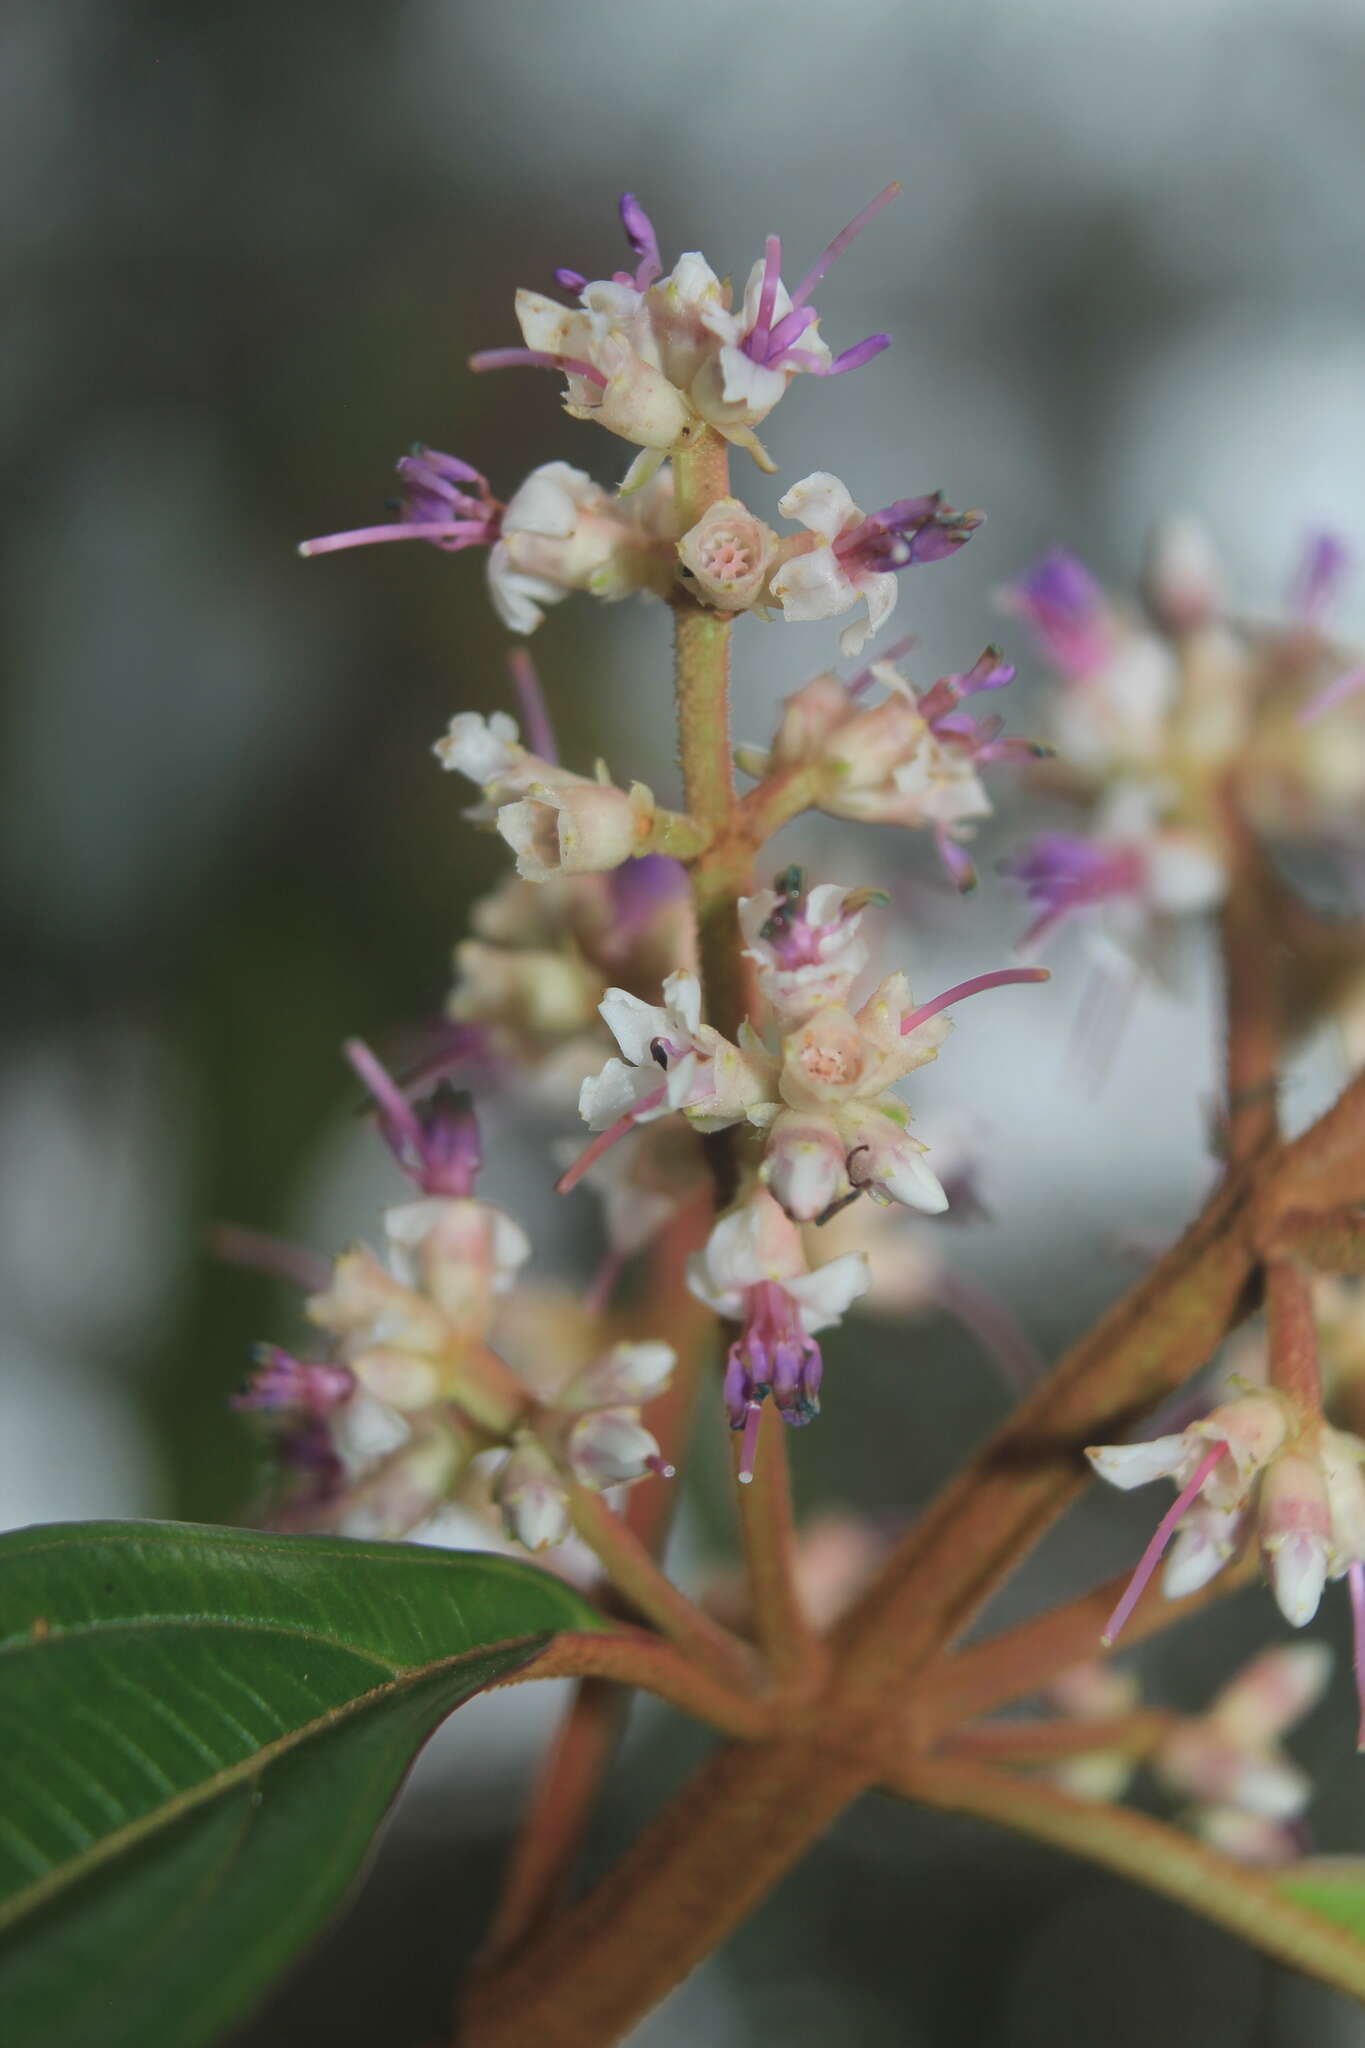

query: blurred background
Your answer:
[5,0,1365,2040]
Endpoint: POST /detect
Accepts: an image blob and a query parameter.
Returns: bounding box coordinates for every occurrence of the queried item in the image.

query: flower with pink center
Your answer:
[739,869,878,1025]
[759,961,1047,1221]
[675,497,777,610]
[686,1186,870,1476]
[770,473,983,657]
[298,447,503,561]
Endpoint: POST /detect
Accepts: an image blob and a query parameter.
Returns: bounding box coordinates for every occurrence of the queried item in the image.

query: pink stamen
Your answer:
[298,520,491,557]
[209,1223,333,1296]
[900,965,1050,1037]
[1350,1559,1365,1750]
[555,1083,668,1195]
[847,633,917,697]
[788,181,902,309]
[645,1452,677,1481]
[751,235,782,356]
[344,1037,426,1156]
[1296,663,1365,728]
[508,648,558,764]
[469,347,608,389]
[736,1404,762,1485]
[1100,1440,1228,1646]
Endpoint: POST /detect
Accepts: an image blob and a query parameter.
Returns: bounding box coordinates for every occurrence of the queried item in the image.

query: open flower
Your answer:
[487,460,675,632]
[496,778,655,882]
[770,473,982,657]
[739,871,877,1025]
[687,1186,869,1474]
[575,969,776,1142]
[299,447,503,560]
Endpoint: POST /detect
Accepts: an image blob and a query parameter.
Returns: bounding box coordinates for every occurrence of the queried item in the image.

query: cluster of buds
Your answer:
[237,1046,677,1551]
[1044,1647,1330,1867]
[1002,530,1365,971]
[737,650,1043,889]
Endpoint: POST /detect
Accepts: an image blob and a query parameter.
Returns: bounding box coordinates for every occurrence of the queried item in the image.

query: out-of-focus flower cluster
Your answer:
[1003,531,1365,978]
[1042,1646,1330,1867]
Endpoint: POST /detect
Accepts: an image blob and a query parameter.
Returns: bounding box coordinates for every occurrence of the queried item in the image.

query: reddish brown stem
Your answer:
[1265,1255,1323,1413]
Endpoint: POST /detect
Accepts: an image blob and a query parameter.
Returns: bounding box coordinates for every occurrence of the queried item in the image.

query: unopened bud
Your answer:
[497,781,650,882]
[676,498,777,610]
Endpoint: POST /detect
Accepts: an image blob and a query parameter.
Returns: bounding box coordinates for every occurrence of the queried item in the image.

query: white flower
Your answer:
[770,473,896,658]
[686,1186,869,1333]
[578,970,776,1135]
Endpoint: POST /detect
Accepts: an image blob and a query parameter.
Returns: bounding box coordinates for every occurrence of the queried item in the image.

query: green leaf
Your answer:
[0,1520,605,2048]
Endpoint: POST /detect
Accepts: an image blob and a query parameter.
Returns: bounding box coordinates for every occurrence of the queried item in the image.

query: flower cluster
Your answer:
[1002,530,1365,973]
[239,1046,676,1550]
[1044,1646,1330,1866]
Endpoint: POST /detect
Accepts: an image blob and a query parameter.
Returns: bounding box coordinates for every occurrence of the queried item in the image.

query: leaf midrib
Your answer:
[0,1632,546,1937]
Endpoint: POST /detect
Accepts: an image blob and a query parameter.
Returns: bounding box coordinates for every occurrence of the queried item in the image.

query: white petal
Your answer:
[1162,1506,1242,1597]
[1266,1533,1329,1629]
[486,545,562,634]
[578,1058,652,1131]
[878,1147,949,1215]
[663,970,703,1039]
[433,710,522,784]
[717,344,787,415]
[786,1251,872,1333]
[772,548,856,624]
[503,461,596,538]
[1086,1434,1192,1490]
[598,986,673,1064]
[778,472,859,543]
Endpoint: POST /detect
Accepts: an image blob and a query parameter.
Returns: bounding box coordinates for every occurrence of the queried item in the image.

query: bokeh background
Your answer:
[6,0,1365,2040]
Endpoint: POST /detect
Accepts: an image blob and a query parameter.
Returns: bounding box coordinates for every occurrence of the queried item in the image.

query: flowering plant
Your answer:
[10,184,1365,2048]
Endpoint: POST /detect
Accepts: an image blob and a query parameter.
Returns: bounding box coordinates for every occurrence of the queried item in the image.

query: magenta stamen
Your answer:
[298,520,490,558]
[788,181,902,309]
[900,966,1050,1037]
[555,1083,668,1195]
[825,334,892,376]
[469,348,608,389]
[508,648,558,764]
[645,1452,677,1481]
[344,1037,426,1156]
[763,305,819,358]
[1296,663,1365,727]
[209,1223,333,1296]
[1350,1560,1365,1750]
[847,633,917,696]
[736,1404,762,1485]
[1100,1440,1228,1646]
[751,235,782,356]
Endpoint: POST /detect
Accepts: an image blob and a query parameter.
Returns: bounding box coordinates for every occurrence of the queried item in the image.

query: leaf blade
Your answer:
[0,1520,605,2047]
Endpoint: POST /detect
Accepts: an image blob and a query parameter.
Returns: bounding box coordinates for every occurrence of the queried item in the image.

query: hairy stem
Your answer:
[568,1487,754,1689]
[731,1404,826,1689]
[831,1165,1261,1704]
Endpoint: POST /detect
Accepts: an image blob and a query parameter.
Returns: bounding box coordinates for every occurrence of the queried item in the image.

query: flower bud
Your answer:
[762,1110,849,1221]
[567,1407,664,1488]
[497,781,651,882]
[1259,1450,1333,1627]
[559,1339,676,1410]
[496,1436,572,1551]
[676,498,777,610]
